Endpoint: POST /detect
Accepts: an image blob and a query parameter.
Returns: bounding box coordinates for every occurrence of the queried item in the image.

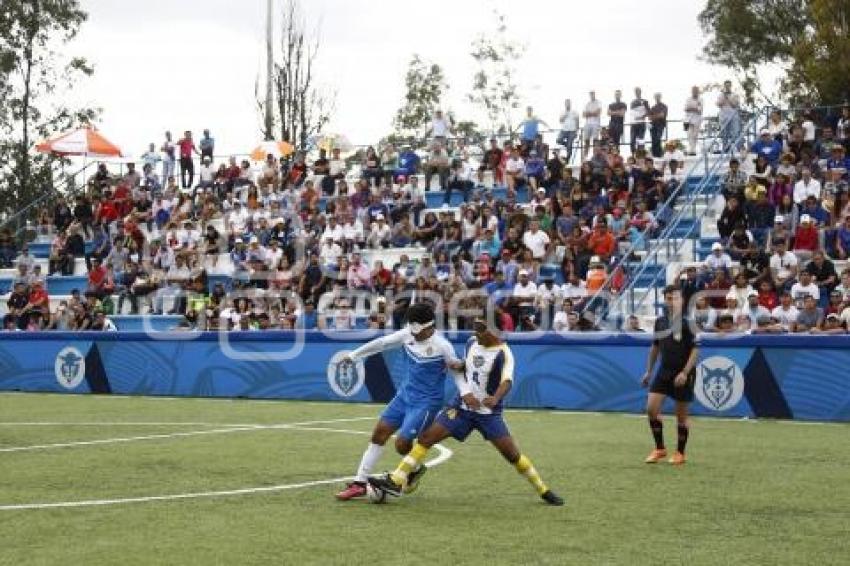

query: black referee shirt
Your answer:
[653,315,696,373]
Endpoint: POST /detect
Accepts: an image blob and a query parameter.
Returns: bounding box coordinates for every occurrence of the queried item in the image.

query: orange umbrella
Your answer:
[36,126,123,158]
[250,140,295,161]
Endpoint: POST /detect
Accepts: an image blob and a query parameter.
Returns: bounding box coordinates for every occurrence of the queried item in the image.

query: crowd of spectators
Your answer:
[3,91,850,335]
[685,105,850,334]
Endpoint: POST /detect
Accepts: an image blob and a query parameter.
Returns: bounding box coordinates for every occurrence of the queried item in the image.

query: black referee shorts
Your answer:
[649,369,696,403]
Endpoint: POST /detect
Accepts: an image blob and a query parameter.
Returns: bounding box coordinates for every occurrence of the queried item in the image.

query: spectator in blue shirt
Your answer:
[827,145,850,180]
[471,227,501,260]
[484,270,510,304]
[366,194,390,224]
[524,150,546,191]
[751,129,783,166]
[199,129,215,160]
[395,146,420,178]
[517,106,549,152]
[800,195,830,227]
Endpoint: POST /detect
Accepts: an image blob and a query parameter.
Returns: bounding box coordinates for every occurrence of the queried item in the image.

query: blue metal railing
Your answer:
[0,160,98,240]
[608,108,768,318]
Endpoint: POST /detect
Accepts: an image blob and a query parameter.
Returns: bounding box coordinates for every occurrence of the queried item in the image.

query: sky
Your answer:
[68,0,730,158]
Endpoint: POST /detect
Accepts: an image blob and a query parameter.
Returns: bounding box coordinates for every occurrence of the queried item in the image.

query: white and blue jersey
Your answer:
[454,336,514,415]
[349,327,462,441]
[436,337,515,442]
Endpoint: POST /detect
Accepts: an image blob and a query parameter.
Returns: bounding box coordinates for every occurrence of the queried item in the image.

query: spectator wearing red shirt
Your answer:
[587,221,616,262]
[112,183,131,216]
[371,260,392,293]
[757,279,778,311]
[177,131,198,189]
[86,258,108,299]
[793,214,819,261]
[96,196,120,225]
[22,281,49,326]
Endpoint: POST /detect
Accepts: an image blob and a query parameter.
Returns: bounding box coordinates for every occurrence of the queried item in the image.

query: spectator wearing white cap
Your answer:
[792,214,819,261]
[704,242,732,273]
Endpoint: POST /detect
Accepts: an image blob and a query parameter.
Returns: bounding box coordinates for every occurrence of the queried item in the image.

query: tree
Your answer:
[392,55,447,139]
[0,0,98,219]
[785,0,850,106]
[467,11,525,135]
[698,0,850,106]
[257,0,334,150]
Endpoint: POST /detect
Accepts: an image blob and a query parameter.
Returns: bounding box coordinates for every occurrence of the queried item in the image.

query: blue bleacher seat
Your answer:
[0,275,88,295]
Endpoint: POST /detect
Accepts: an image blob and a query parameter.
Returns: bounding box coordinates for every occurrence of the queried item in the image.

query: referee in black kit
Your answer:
[640,285,699,466]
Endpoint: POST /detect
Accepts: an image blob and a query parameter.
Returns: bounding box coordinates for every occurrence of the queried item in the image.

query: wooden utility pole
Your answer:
[264,0,275,140]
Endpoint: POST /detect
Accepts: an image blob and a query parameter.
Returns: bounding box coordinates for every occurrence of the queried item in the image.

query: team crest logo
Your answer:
[472,355,486,368]
[695,356,745,412]
[55,347,86,390]
[327,351,365,398]
[445,409,457,420]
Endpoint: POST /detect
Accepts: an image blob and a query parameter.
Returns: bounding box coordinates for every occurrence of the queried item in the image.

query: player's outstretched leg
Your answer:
[490,436,564,506]
[369,424,452,498]
[670,401,689,465]
[644,392,667,463]
[336,420,395,501]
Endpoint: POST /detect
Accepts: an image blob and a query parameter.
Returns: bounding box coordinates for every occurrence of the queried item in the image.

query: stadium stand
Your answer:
[2,98,849,334]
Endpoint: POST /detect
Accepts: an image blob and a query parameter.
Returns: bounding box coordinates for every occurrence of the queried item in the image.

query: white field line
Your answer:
[0,417,376,453]
[0,425,453,511]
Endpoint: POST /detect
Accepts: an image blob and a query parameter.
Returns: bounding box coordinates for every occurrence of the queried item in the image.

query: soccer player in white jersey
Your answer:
[369,318,564,506]
[335,303,465,500]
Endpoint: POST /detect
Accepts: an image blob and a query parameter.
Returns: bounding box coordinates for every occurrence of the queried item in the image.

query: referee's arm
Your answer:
[675,346,700,387]
[641,343,660,387]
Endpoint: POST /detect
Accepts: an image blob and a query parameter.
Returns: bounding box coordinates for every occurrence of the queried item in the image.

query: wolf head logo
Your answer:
[701,365,736,410]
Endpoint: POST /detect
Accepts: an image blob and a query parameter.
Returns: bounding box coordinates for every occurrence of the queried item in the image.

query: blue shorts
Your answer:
[435,407,511,442]
[380,395,440,442]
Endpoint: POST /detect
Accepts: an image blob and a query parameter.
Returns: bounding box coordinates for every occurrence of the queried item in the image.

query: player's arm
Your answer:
[674,346,699,387]
[641,342,659,387]
[347,328,407,362]
[441,339,479,409]
[483,345,514,409]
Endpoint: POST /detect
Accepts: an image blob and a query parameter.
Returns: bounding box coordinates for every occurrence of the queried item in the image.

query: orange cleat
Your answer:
[669,451,686,466]
[644,448,667,464]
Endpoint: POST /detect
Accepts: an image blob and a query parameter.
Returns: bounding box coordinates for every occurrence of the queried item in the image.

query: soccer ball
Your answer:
[366,482,387,504]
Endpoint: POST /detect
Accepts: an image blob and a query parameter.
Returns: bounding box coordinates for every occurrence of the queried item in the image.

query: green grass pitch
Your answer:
[0,393,848,566]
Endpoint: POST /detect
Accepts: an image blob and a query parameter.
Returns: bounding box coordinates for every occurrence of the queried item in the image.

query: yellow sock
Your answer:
[391,443,430,485]
[515,454,548,495]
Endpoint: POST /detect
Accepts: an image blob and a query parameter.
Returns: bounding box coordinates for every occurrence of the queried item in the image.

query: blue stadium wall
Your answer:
[0,332,848,422]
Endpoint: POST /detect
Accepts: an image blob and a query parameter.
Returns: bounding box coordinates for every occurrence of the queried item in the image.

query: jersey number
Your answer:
[469,372,481,386]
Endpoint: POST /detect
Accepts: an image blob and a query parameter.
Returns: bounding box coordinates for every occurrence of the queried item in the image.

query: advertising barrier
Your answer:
[0,331,847,422]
